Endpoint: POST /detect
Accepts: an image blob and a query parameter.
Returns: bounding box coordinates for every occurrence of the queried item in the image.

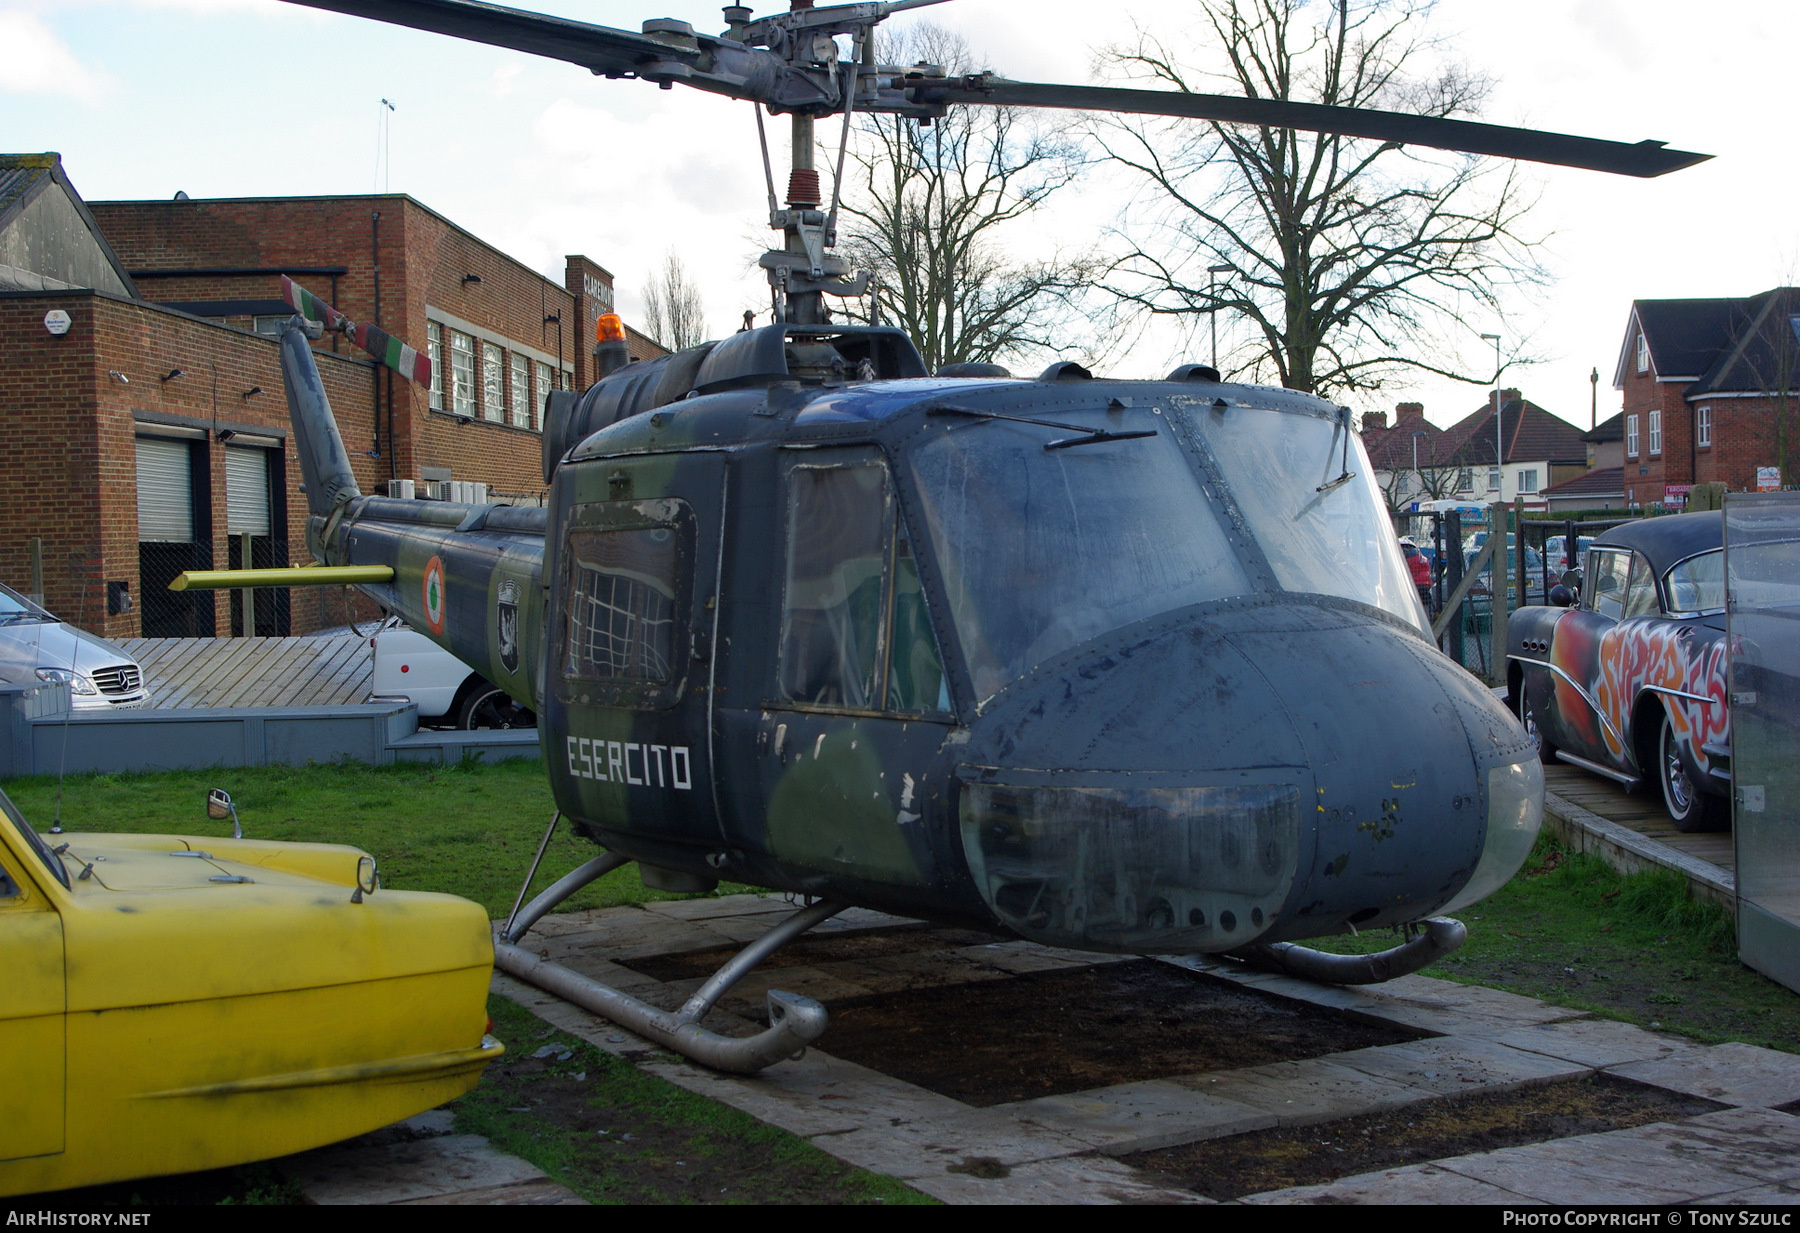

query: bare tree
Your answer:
[839,27,1099,372]
[641,249,707,351]
[1095,0,1545,396]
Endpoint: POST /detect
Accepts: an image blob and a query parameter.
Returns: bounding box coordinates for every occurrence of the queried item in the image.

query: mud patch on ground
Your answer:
[1125,1073,1725,1200]
[619,925,1008,982]
[816,959,1420,1106]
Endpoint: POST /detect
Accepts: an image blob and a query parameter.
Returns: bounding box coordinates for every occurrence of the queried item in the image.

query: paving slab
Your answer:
[1176,1057,1433,1125]
[536,913,727,961]
[1432,1113,1800,1205]
[954,940,1121,975]
[1326,1034,1591,1095]
[1238,1162,1538,1205]
[399,1180,588,1205]
[1693,1184,1800,1205]
[282,1134,556,1205]
[1488,1017,1687,1070]
[1642,1107,1800,1186]
[906,1152,1209,1205]
[1001,1079,1278,1153]
[811,1105,1093,1179]
[640,893,796,921]
[1610,1042,1800,1108]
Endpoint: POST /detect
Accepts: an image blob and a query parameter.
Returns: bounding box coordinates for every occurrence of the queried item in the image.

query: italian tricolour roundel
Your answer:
[422,556,447,636]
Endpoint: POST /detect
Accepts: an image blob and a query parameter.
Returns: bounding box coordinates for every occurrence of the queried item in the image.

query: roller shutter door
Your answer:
[135,437,193,542]
[224,446,271,536]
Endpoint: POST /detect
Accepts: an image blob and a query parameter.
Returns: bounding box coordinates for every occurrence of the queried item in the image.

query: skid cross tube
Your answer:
[493,848,847,1073]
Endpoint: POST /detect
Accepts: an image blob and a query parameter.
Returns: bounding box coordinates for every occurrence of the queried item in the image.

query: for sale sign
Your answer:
[1757,466,1783,492]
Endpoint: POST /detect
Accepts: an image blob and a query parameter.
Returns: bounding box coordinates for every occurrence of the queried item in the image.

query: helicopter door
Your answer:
[743,449,954,889]
[550,453,727,848]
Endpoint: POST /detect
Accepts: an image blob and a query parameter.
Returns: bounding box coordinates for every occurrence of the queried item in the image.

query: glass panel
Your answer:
[428,322,444,411]
[1588,549,1629,620]
[1727,496,1800,993]
[780,464,890,709]
[1622,552,1660,619]
[1198,404,1421,629]
[482,342,504,422]
[887,519,949,714]
[910,413,1249,703]
[450,331,476,417]
[563,527,678,683]
[1665,550,1725,614]
[510,354,530,429]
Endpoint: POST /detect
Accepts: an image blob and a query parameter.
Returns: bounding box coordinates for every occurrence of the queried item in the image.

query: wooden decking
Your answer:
[1543,761,1735,876]
[119,635,373,709]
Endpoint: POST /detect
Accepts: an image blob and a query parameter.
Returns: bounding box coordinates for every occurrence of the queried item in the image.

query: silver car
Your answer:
[0,583,147,709]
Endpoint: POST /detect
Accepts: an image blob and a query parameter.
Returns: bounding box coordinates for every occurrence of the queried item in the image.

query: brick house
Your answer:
[1614,289,1800,507]
[1358,402,1449,511]
[1,153,664,641]
[1435,390,1590,509]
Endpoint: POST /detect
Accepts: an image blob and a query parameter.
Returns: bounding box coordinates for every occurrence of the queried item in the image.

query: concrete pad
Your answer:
[1611,1042,1800,1108]
[955,940,1120,975]
[524,951,665,995]
[906,1152,1209,1205]
[1645,1107,1800,1186]
[1177,1057,1433,1125]
[537,913,725,961]
[1693,1184,1800,1205]
[1239,1162,1538,1205]
[810,1105,1092,1179]
[710,964,880,1012]
[284,1134,547,1205]
[1489,1017,1687,1070]
[1326,1034,1590,1095]
[1001,1079,1277,1153]
[521,904,648,938]
[400,1180,588,1205]
[641,893,795,921]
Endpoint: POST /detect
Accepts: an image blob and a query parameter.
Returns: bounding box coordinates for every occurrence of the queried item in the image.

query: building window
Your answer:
[535,361,553,422]
[1697,404,1711,448]
[1649,409,1662,456]
[510,353,531,429]
[427,322,444,412]
[1626,414,1639,458]
[1519,469,1539,494]
[1636,332,1649,373]
[1487,466,1501,492]
[482,342,504,422]
[450,330,476,417]
[252,316,286,338]
[1456,468,1474,493]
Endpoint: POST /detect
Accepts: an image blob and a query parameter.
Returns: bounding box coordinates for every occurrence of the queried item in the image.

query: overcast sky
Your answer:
[5,0,1795,432]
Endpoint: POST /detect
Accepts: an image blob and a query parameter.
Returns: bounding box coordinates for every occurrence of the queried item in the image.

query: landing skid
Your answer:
[493,814,844,1074]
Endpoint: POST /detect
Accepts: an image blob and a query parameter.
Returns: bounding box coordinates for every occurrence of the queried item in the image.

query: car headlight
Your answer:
[36,667,97,695]
[1440,757,1544,913]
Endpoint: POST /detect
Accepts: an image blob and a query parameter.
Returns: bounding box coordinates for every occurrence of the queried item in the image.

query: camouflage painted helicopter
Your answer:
[250,0,1708,1071]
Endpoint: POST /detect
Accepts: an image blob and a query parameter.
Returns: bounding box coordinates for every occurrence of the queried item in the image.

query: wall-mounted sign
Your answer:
[582,273,614,311]
[1758,466,1783,492]
[43,309,71,336]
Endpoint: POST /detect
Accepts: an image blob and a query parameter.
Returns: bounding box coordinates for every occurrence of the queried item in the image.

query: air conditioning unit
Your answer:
[385,479,416,499]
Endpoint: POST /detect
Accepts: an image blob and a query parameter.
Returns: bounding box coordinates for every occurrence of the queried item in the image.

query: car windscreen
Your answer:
[0,791,69,889]
[1196,402,1423,630]
[908,412,1251,704]
[0,585,50,625]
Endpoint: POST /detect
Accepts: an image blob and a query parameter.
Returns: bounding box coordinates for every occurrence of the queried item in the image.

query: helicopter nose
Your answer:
[957,599,1542,954]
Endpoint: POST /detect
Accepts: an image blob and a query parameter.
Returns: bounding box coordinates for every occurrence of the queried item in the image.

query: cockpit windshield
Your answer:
[1196,402,1423,632]
[908,411,1251,703]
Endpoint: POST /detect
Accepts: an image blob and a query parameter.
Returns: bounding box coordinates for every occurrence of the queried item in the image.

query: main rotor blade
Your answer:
[918,79,1711,178]
[278,0,695,76]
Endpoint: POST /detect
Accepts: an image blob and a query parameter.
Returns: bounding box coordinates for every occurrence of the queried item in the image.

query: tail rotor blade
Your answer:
[282,275,432,387]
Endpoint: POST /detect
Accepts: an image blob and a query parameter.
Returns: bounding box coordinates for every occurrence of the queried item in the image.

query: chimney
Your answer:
[1500,388,1521,407]
[1395,401,1424,422]
[1361,411,1388,433]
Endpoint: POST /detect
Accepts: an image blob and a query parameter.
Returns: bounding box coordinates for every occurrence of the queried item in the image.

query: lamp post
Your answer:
[1207,264,1233,371]
[1481,332,1503,497]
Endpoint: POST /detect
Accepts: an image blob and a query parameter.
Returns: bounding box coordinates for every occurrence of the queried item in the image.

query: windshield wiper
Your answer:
[928,403,1157,450]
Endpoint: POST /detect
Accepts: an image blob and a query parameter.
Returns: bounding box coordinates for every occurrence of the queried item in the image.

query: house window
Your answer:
[1626,414,1639,458]
[1487,466,1501,492]
[1649,409,1662,456]
[427,322,444,412]
[510,353,530,429]
[450,330,476,417]
[1456,467,1474,493]
[1636,332,1649,373]
[1697,405,1712,448]
[1519,469,1539,494]
[482,342,504,422]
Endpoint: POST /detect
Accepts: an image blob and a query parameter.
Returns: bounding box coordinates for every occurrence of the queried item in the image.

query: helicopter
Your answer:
[238,0,1709,1073]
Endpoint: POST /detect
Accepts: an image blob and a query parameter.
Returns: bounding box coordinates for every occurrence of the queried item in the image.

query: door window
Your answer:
[779,458,947,715]
[1586,549,1630,620]
[557,498,694,709]
[1622,553,1660,619]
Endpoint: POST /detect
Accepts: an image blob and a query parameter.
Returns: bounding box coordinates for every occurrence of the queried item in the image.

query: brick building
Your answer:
[0,153,663,642]
[1613,289,1800,508]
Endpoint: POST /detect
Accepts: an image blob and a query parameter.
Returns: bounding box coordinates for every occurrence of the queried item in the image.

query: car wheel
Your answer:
[457,681,537,731]
[1659,712,1723,833]
[1517,677,1556,763]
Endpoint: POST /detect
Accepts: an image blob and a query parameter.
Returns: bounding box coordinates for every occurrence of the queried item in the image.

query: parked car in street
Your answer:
[0,581,146,709]
[0,786,501,1196]
[1544,534,1596,576]
[1463,540,1547,607]
[369,616,534,730]
[1506,511,1731,831]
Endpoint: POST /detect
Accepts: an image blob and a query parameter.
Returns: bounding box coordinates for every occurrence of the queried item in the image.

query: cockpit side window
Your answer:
[778,458,948,715]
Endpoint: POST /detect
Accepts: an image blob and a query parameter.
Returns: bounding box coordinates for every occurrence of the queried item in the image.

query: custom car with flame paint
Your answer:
[1506,511,1731,832]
